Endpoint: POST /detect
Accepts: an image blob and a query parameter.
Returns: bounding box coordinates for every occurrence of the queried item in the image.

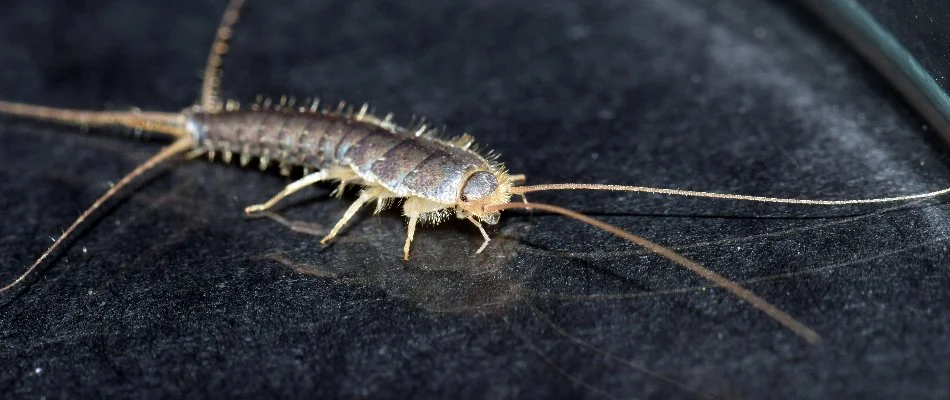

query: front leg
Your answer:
[467,217,491,253]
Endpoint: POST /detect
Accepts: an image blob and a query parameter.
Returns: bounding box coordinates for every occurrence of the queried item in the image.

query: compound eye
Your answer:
[460,171,498,202]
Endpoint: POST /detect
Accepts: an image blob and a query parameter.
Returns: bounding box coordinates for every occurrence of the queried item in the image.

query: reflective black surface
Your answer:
[803,0,950,151]
[2,0,949,398]
[861,0,950,91]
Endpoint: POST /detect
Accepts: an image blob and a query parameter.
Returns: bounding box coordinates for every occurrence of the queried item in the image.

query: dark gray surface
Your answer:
[1,0,949,399]
[860,0,950,91]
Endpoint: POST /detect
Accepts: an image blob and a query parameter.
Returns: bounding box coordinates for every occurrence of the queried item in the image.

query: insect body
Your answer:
[2,0,947,345]
[186,102,514,258]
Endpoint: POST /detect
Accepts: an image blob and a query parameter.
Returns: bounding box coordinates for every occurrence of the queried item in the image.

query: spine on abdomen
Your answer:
[183,109,483,204]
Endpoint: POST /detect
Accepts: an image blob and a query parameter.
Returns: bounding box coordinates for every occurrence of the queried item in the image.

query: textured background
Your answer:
[861,0,950,92]
[1,0,949,399]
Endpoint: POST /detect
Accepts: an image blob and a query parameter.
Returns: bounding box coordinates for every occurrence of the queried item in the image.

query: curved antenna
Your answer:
[0,138,193,297]
[200,0,247,110]
[485,201,822,344]
[511,183,950,205]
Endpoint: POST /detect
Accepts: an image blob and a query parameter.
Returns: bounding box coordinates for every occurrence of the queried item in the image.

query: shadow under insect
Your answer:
[256,190,534,315]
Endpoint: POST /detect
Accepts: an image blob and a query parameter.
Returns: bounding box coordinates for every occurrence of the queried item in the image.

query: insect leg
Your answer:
[200,0,247,110]
[245,167,362,215]
[467,217,491,253]
[320,186,397,245]
[401,197,451,260]
[404,215,419,261]
[244,170,329,214]
[320,197,370,245]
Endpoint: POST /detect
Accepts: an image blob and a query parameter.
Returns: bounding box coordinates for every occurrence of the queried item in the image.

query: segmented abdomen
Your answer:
[184,109,490,204]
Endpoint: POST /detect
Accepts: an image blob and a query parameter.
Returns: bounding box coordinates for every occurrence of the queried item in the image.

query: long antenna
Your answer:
[511,183,950,205]
[486,201,822,344]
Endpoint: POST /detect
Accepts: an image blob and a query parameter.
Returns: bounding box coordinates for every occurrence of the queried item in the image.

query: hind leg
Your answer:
[245,167,358,214]
[244,170,328,214]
